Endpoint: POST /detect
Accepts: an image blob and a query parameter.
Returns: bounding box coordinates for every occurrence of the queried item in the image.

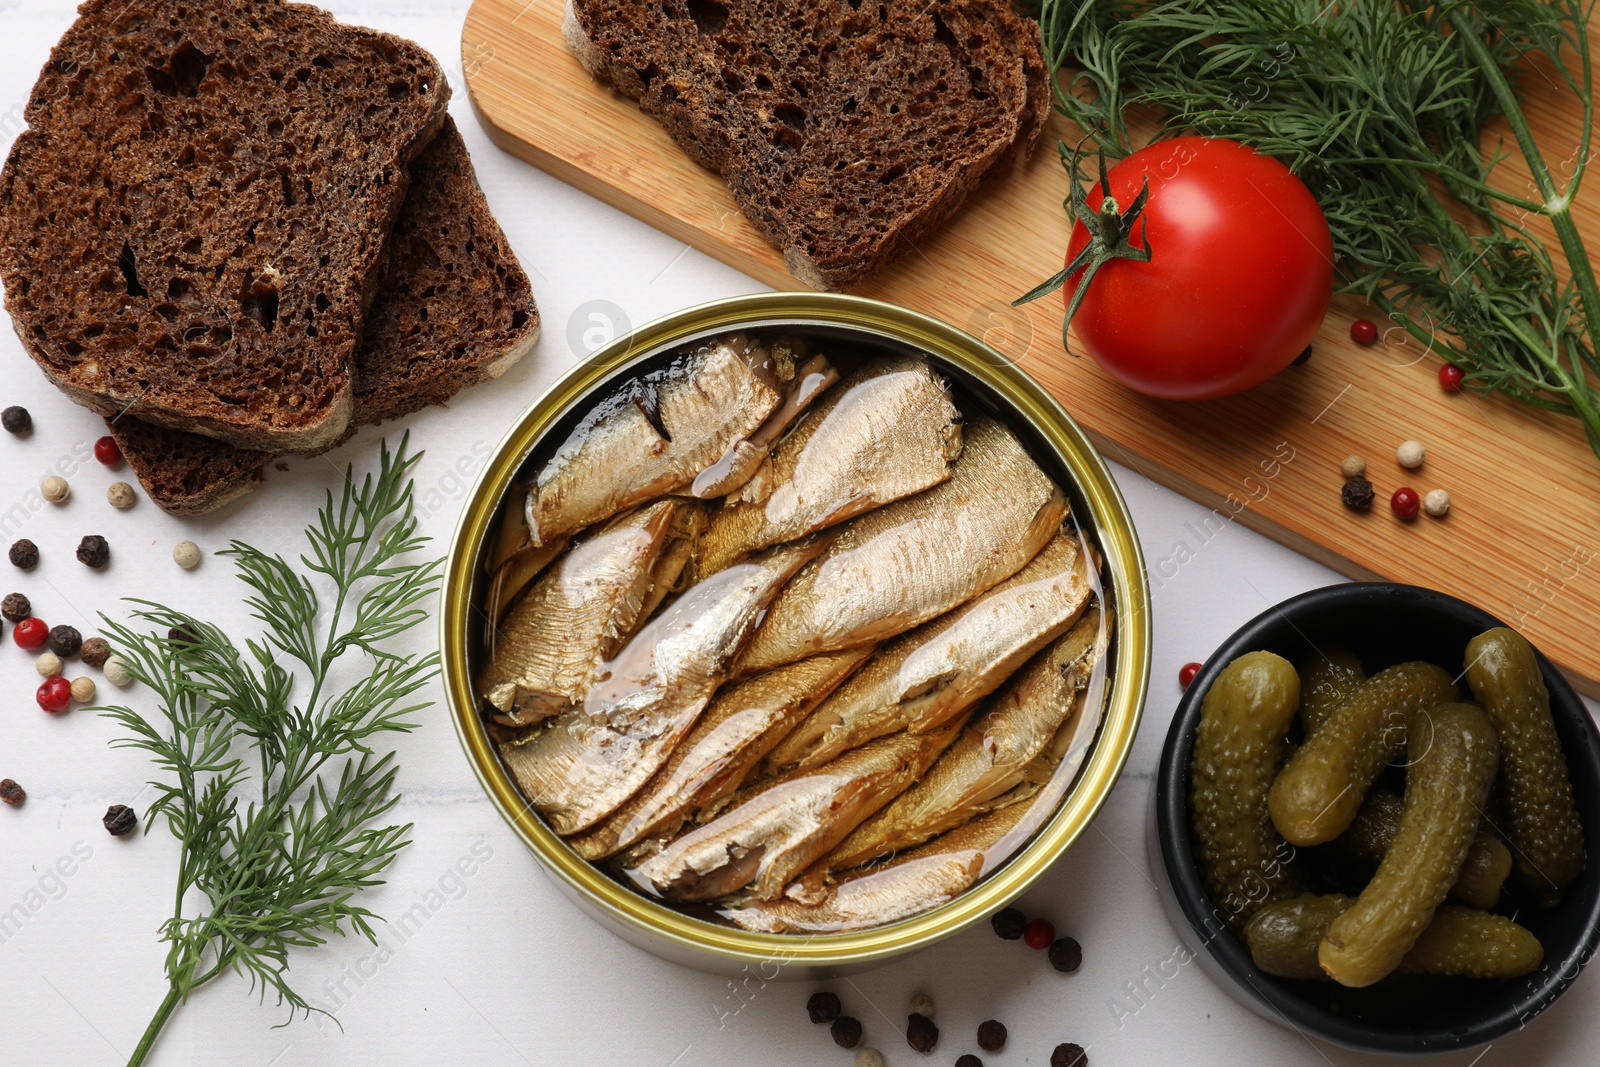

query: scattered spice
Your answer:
[1051,1043,1088,1067]
[831,1016,863,1049]
[10,539,39,569]
[168,625,200,649]
[1,405,31,435]
[991,907,1027,940]
[94,436,122,466]
[36,651,62,677]
[0,778,24,806]
[977,1019,1008,1051]
[13,616,48,650]
[909,992,934,1018]
[41,475,70,504]
[1391,486,1421,521]
[1291,344,1313,366]
[1178,662,1201,688]
[172,540,201,570]
[1,592,29,622]
[956,1057,984,1067]
[1341,477,1374,511]
[1024,918,1055,950]
[1350,319,1378,346]
[37,675,72,713]
[48,624,82,658]
[905,1012,939,1053]
[807,991,841,1024]
[70,677,96,704]
[1049,936,1084,973]
[103,655,134,687]
[103,804,138,837]
[1340,454,1367,480]
[1424,489,1452,518]
[1439,364,1466,392]
[80,637,111,669]
[1396,440,1426,469]
[76,535,110,569]
[854,1050,886,1067]
[107,482,137,510]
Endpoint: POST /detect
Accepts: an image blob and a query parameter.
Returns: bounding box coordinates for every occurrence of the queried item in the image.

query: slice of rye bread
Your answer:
[109,117,541,516]
[563,0,1050,290]
[0,0,450,452]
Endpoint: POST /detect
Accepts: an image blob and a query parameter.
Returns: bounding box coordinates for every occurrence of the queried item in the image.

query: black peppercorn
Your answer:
[103,804,137,836]
[2,405,31,435]
[830,1016,862,1049]
[80,637,112,670]
[956,1056,983,1067]
[48,624,82,658]
[1291,344,1314,366]
[76,535,110,569]
[10,539,39,569]
[0,778,25,806]
[806,991,841,1024]
[1051,1043,1088,1067]
[977,1019,1007,1051]
[1342,477,1375,511]
[905,1012,939,1053]
[168,625,199,648]
[1,592,28,622]
[1048,936,1083,973]
[991,906,1027,940]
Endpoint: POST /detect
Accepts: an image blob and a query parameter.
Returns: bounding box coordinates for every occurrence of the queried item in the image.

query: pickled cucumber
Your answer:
[1465,627,1584,908]
[1268,661,1458,846]
[1298,647,1365,738]
[1320,703,1501,987]
[1190,651,1305,928]
[1246,894,1542,980]
[1338,789,1512,909]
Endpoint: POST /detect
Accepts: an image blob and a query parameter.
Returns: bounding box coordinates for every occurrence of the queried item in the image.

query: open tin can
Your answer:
[441,292,1150,978]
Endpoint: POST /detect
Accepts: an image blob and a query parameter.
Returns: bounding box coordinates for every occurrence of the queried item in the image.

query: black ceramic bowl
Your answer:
[1151,582,1600,1055]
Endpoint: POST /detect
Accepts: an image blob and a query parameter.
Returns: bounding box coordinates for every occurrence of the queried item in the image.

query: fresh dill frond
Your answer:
[96,435,443,1067]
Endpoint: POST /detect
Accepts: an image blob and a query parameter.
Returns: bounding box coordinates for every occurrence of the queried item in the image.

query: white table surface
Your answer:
[1,2,1595,1064]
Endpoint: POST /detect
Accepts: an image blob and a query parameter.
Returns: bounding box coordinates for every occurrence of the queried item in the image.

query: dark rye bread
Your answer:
[564,0,1049,290]
[111,118,541,515]
[0,0,450,452]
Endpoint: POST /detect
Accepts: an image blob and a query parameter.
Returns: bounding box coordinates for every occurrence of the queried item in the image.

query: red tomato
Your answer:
[1063,138,1334,400]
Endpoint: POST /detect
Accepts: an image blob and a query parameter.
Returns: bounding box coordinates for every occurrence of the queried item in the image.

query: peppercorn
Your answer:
[1397,440,1426,470]
[36,651,62,677]
[1049,936,1084,973]
[37,675,72,713]
[94,436,122,466]
[831,1016,862,1049]
[70,677,96,704]
[80,637,111,669]
[0,778,24,806]
[977,1019,1007,1051]
[905,1012,939,1053]
[76,535,110,569]
[1439,364,1466,392]
[991,907,1027,940]
[107,482,137,510]
[41,475,70,504]
[2,405,32,435]
[169,624,200,648]
[103,804,137,837]
[1051,1043,1088,1067]
[854,1050,886,1067]
[1291,344,1313,366]
[1024,918,1055,950]
[13,616,48,650]
[1350,319,1379,346]
[955,1057,984,1067]
[1391,486,1421,521]
[104,655,134,687]
[1,592,29,622]
[807,991,841,1024]
[48,624,82,658]
[1340,454,1367,480]
[1341,477,1374,511]
[10,539,39,569]
[1178,662,1201,688]
[909,992,934,1018]
[1424,489,1452,518]
[173,540,201,570]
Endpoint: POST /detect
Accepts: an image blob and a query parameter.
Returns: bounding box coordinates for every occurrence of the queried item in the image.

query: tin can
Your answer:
[442,292,1150,977]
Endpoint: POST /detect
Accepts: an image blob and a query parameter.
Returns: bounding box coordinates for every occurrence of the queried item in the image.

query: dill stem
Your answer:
[126,979,182,1067]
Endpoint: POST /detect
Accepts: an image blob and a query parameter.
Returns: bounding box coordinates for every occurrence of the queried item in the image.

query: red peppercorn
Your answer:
[1439,364,1465,392]
[13,617,48,650]
[1350,319,1379,346]
[1178,662,1202,688]
[37,675,72,713]
[1391,486,1421,521]
[1024,918,1055,950]
[94,435,122,466]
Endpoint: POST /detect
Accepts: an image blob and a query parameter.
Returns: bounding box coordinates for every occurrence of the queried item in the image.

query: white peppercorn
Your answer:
[103,655,134,688]
[1340,454,1366,479]
[910,992,935,1018]
[41,475,69,503]
[1424,489,1452,517]
[69,676,96,703]
[1396,440,1426,469]
[854,1050,886,1067]
[173,540,201,570]
[107,482,137,509]
[36,651,62,677]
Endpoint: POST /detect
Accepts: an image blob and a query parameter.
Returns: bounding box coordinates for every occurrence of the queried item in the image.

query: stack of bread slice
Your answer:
[0,0,539,513]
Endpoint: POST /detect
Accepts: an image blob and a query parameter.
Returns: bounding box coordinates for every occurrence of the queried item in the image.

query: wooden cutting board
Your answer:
[463,0,1600,697]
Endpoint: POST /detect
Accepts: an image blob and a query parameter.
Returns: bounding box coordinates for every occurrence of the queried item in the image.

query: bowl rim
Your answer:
[440,290,1152,969]
[1154,580,1600,1053]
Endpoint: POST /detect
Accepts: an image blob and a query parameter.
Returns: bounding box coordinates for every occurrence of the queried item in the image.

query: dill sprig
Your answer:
[1034,0,1600,458]
[95,436,443,1067]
